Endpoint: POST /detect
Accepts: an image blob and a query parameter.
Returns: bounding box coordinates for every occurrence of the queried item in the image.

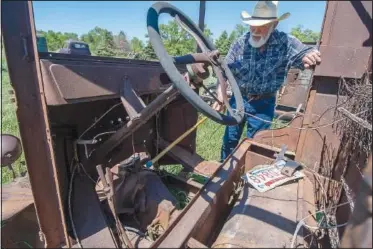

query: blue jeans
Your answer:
[220,95,276,161]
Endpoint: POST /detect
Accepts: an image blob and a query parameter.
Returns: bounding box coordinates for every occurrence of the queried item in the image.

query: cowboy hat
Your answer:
[241,1,290,26]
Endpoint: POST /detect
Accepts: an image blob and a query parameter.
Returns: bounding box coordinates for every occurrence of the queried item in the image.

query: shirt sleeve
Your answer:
[224,34,246,65]
[287,34,317,70]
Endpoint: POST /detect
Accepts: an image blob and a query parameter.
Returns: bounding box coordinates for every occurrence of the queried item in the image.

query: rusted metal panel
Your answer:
[295,81,341,172]
[187,237,208,248]
[315,1,372,78]
[212,148,315,248]
[159,96,199,164]
[1,204,45,248]
[279,69,313,110]
[212,180,301,248]
[2,1,70,247]
[153,139,251,248]
[340,154,372,248]
[316,46,371,78]
[71,175,117,248]
[39,55,186,105]
[253,116,303,153]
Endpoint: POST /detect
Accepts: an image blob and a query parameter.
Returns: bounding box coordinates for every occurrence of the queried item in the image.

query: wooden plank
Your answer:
[187,237,208,248]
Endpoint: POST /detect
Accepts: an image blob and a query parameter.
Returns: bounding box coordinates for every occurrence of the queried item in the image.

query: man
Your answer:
[214,1,321,161]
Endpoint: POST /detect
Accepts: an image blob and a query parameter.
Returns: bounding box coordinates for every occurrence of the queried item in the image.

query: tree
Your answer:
[114,31,131,55]
[81,27,116,56]
[215,31,230,55]
[142,41,157,60]
[36,30,80,52]
[130,37,144,53]
[202,26,213,44]
[290,25,320,43]
[158,20,196,56]
[234,24,249,38]
[96,30,116,57]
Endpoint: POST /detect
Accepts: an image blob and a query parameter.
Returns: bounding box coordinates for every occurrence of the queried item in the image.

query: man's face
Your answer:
[249,22,277,48]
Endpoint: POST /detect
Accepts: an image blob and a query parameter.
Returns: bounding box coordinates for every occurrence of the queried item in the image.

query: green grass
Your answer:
[1,60,27,184]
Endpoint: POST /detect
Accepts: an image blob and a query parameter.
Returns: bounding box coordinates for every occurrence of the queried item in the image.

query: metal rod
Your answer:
[197,0,206,53]
[150,117,208,166]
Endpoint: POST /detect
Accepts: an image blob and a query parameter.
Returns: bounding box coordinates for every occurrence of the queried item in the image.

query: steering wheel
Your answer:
[147,2,244,126]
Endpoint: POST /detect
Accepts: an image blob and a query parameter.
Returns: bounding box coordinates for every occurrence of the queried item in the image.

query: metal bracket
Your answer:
[281,160,302,177]
[120,76,146,120]
[274,144,288,163]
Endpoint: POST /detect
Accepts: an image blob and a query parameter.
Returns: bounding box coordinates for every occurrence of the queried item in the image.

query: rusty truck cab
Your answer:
[1,1,372,248]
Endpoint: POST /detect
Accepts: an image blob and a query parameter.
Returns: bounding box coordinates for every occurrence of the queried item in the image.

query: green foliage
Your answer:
[130,37,144,53]
[215,30,230,55]
[36,30,79,52]
[290,25,320,43]
[95,30,116,57]
[142,41,158,60]
[214,24,248,56]
[159,20,195,56]
[114,31,131,56]
[234,24,249,38]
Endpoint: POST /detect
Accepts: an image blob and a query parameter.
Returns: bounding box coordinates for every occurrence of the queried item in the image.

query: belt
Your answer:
[239,86,276,100]
[245,93,276,101]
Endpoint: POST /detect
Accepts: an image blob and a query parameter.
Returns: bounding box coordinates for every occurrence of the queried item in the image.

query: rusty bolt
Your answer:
[10,97,16,103]
[8,90,14,95]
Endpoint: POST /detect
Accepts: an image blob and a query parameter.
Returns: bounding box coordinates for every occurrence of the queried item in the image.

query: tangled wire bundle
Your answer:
[334,74,372,158]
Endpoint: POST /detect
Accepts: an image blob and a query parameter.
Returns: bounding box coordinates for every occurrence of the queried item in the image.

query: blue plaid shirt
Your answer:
[225,29,316,95]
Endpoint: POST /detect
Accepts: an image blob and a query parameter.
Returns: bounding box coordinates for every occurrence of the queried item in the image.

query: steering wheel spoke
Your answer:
[147,1,244,126]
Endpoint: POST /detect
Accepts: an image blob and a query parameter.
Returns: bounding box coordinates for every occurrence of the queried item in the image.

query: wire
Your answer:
[78,102,121,139]
[92,131,117,141]
[80,131,117,159]
[79,163,97,185]
[235,109,369,131]
[290,200,353,248]
[68,160,83,249]
[10,241,33,248]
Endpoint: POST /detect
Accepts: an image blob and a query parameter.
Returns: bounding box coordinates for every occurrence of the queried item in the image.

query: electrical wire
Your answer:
[68,160,83,249]
[78,102,121,139]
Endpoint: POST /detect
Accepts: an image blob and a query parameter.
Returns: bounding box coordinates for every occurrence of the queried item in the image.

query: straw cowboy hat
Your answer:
[241,1,290,26]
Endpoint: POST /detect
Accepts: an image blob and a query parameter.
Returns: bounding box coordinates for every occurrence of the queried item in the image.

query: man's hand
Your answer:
[302,50,321,69]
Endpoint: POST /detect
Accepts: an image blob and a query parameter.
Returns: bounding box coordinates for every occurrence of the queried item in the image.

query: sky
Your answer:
[32,1,327,42]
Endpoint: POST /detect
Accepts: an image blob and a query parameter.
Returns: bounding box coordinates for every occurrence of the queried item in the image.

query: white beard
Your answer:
[249,25,275,48]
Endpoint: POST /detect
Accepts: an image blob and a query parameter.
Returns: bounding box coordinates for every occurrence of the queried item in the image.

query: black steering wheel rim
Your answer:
[147,1,244,126]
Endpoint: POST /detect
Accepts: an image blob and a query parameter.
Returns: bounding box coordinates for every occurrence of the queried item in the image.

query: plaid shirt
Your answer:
[225,29,316,95]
